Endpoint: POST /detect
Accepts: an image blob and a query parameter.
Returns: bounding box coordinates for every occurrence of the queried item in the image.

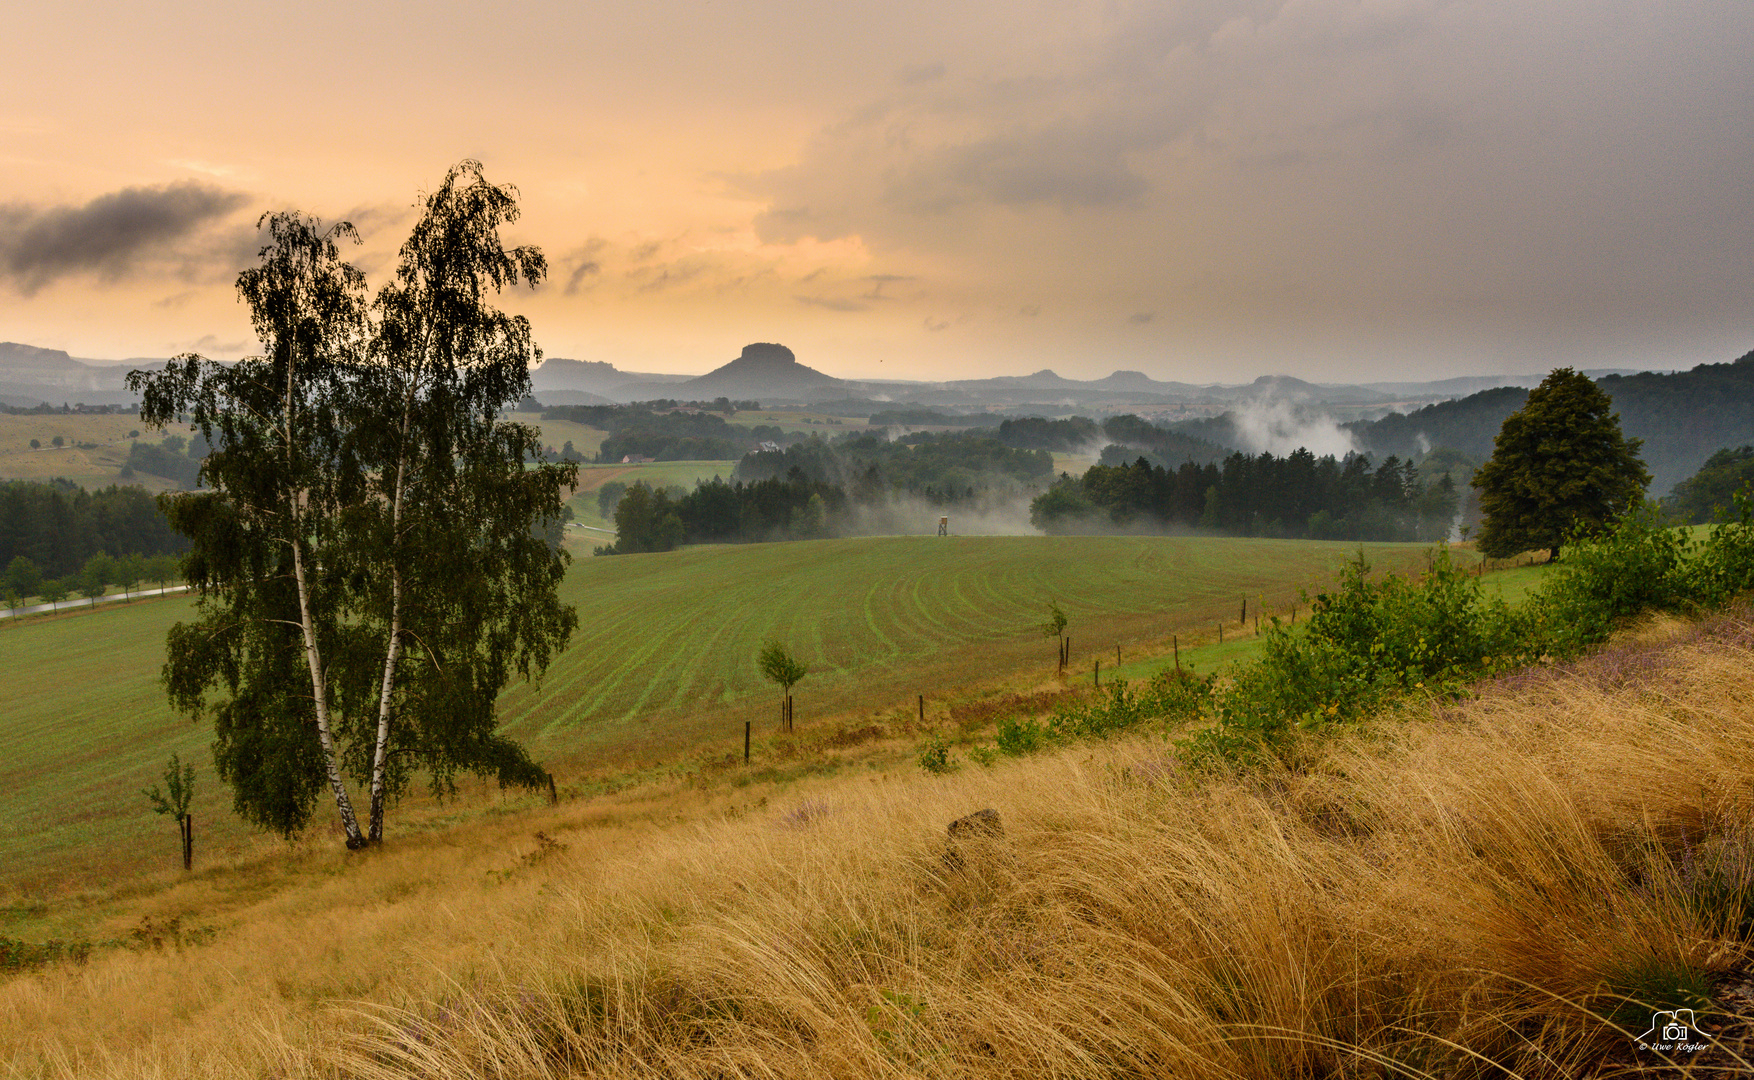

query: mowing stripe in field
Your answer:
[2,533,1441,888]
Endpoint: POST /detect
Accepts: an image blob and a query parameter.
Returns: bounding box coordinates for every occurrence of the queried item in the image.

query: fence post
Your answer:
[745,721,751,764]
[181,814,192,871]
[547,773,558,806]
[1094,658,1100,687]
[1173,634,1181,676]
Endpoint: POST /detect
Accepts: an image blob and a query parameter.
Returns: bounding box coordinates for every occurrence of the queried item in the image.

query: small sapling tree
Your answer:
[757,640,808,732]
[1040,601,1070,674]
[144,754,197,870]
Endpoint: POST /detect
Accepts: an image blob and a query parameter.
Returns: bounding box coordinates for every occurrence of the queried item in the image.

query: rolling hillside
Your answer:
[0,534,1443,887]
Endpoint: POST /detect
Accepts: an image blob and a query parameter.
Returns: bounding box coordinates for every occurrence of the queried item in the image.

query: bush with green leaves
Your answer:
[1184,547,1531,762]
[916,731,958,774]
[1525,504,1692,658]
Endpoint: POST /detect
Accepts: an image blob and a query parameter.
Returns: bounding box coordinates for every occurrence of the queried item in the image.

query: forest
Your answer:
[1031,450,1460,542]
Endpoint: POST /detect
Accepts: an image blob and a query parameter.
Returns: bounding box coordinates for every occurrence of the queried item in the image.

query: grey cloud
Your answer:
[898,62,945,85]
[561,234,607,296]
[796,295,870,312]
[0,181,250,294]
[565,261,601,294]
[746,0,1754,360]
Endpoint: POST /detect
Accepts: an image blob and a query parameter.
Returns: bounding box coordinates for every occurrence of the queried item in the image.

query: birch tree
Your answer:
[345,160,576,842]
[131,212,371,842]
[131,164,576,849]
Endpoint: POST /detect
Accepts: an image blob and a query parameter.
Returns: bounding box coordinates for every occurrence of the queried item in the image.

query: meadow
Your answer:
[563,460,739,528]
[0,534,1444,895]
[0,415,160,491]
[2,607,1747,1078]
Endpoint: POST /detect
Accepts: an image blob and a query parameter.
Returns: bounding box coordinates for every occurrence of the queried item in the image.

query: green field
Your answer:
[564,460,739,527]
[0,534,1448,891]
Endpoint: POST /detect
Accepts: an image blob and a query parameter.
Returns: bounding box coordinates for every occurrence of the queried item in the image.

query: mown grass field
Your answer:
[1,535,1445,893]
[563,459,739,526]
[0,596,265,894]
[0,414,161,490]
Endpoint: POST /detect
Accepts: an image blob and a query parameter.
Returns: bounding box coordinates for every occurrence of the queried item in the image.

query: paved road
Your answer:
[0,584,189,621]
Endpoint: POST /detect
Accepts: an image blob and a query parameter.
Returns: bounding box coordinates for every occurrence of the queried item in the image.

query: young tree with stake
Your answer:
[144,754,196,870]
[1040,600,1069,674]
[757,640,808,732]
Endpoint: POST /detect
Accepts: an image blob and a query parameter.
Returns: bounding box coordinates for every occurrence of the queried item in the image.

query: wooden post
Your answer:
[1173,634,1181,676]
[1218,622,1223,644]
[744,721,751,764]
[1240,596,1246,625]
[918,694,925,726]
[1115,644,1121,668]
[181,814,192,871]
[1094,659,1100,687]
[547,774,558,806]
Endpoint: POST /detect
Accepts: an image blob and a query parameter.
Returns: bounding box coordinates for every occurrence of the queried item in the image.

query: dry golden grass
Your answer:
[8,613,1754,1078]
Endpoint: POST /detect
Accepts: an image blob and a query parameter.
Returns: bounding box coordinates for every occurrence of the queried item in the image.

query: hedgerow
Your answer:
[960,493,1754,771]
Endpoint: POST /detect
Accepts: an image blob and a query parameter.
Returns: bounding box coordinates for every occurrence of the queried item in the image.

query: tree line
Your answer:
[599,470,843,554]
[540,403,799,462]
[1031,449,1459,542]
[1,479,187,580]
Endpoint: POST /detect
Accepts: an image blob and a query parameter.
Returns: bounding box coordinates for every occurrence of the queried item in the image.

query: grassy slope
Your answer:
[0,597,266,892]
[0,415,170,491]
[0,535,1440,891]
[4,612,1749,1078]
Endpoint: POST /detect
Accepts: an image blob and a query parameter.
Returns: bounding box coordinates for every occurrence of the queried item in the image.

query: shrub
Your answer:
[994,716,1046,757]
[916,732,958,774]
[1185,547,1527,762]
[1530,504,1691,656]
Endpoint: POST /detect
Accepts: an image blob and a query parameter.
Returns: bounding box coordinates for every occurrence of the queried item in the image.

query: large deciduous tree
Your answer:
[347,160,576,843]
[1471,368,1650,561]
[130,162,577,849]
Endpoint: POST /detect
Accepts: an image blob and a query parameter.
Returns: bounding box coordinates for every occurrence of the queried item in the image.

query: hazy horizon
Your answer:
[4,1,1750,384]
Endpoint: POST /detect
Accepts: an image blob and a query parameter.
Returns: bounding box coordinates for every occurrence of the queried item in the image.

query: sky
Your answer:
[3,0,1751,384]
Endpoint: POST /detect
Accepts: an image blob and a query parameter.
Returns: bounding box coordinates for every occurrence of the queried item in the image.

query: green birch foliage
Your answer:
[339,160,576,829]
[130,164,578,846]
[131,212,367,838]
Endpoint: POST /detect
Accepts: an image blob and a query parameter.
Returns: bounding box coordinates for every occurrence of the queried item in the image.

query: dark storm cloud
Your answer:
[0,181,250,294]
[745,0,1754,365]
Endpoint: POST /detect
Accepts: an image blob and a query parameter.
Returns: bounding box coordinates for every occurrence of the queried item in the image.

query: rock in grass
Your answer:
[943,809,1004,873]
[948,808,1003,840]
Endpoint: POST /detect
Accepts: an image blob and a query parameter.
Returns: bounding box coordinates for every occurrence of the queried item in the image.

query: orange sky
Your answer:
[4,0,1751,382]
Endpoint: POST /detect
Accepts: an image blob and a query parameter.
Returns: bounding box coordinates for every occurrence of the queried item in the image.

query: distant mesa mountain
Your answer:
[530,356,691,403]
[0,341,165,407]
[678,343,850,401]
